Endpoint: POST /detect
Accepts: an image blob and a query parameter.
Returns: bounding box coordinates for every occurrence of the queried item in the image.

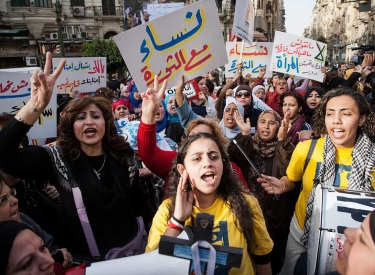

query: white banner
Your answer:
[113,0,228,94]
[145,3,185,21]
[270,31,327,82]
[231,0,254,44]
[225,42,273,78]
[0,72,57,139]
[53,57,107,94]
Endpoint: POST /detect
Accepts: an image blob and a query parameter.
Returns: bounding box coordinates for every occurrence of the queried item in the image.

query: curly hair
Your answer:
[58,97,131,162]
[184,118,228,149]
[166,133,255,255]
[280,91,306,114]
[313,86,375,137]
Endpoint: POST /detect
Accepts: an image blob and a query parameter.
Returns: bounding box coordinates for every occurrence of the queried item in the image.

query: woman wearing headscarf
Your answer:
[163,94,184,144]
[257,87,375,274]
[129,82,143,117]
[227,110,296,274]
[219,96,244,141]
[0,220,70,275]
[252,85,266,102]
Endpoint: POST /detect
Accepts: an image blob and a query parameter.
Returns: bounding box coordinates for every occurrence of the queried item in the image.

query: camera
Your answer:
[351,44,375,65]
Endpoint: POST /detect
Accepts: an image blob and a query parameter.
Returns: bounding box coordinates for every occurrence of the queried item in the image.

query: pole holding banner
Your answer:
[238,40,245,64]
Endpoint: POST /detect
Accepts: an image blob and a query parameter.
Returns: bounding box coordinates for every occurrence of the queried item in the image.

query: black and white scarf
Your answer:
[301,134,375,247]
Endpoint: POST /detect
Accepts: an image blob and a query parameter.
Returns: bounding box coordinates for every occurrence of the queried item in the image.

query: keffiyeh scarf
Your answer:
[301,134,375,247]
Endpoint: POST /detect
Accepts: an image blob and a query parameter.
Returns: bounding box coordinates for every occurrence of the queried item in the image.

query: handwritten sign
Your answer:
[231,0,254,44]
[164,81,199,102]
[52,57,107,94]
[145,3,185,21]
[270,31,327,82]
[0,72,57,139]
[113,0,228,94]
[225,42,273,78]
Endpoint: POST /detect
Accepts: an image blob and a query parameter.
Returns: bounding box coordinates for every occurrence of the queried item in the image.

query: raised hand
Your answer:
[140,76,167,124]
[258,66,267,78]
[175,75,187,107]
[257,174,284,195]
[174,170,194,221]
[277,111,290,140]
[233,62,243,81]
[233,110,251,135]
[30,51,65,111]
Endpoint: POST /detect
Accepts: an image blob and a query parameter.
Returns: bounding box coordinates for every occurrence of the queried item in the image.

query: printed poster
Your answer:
[113,0,228,93]
[231,0,255,44]
[270,31,327,82]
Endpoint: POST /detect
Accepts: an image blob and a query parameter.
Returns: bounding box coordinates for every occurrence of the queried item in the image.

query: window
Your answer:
[70,0,84,6]
[34,0,52,8]
[10,0,30,7]
[63,26,81,35]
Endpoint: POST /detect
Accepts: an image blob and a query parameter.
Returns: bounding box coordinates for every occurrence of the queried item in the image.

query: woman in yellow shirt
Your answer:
[142,82,273,275]
[257,86,375,274]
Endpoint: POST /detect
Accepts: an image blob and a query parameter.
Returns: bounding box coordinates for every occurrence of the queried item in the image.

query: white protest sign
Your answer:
[146,3,185,21]
[0,72,57,139]
[164,82,198,101]
[270,31,327,82]
[113,0,228,94]
[225,42,273,78]
[231,0,254,44]
[53,57,107,94]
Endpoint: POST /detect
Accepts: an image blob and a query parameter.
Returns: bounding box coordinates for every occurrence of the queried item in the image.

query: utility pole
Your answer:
[223,9,227,42]
[54,0,65,57]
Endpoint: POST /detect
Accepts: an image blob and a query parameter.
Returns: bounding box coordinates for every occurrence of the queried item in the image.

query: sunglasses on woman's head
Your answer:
[236,92,251,98]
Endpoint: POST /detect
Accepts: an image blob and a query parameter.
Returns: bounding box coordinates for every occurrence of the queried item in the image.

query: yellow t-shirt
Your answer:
[287,138,375,229]
[146,194,273,275]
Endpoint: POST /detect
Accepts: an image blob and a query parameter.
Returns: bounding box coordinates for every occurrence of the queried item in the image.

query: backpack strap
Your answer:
[303,139,317,173]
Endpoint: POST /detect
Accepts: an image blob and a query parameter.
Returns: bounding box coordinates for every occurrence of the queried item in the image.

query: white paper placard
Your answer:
[231,0,254,44]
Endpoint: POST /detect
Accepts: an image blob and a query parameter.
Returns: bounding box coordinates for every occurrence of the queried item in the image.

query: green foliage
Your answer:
[81,38,127,77]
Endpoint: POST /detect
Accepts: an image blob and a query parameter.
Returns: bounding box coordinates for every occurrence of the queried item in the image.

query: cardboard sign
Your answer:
[145,3,185,21]
[164,79,199,101]
[231,0,254,44]
[225,42,273,78]
[270,31,327,82]
[0,72,57,139]
[113,0,228,94]
[53,57,107,94]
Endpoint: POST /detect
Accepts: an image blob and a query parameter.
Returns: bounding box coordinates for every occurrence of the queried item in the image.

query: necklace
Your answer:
[93,154,106,180]
[337,151,352,174]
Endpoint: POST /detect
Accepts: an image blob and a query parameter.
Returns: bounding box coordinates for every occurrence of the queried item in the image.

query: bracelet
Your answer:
[172,216,185,226]
[14,114,33,127]
[280,180,286,194]
[168,219,183,232]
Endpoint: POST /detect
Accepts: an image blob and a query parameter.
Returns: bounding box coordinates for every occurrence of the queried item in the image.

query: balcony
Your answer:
[93,6,123,17]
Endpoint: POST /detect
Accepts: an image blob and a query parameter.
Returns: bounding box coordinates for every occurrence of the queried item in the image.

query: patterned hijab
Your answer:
[252,110,282,158]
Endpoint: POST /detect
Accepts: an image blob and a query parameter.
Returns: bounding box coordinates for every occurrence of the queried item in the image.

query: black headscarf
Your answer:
[0,221,30,275]
[304,86,325,125]
[328,76,345,90]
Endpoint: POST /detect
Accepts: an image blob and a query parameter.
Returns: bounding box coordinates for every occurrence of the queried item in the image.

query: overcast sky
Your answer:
[284,0,316,36]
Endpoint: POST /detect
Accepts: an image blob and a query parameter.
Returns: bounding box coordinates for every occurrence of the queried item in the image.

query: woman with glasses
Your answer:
[112,98,137,122]
[0,52,147,262]
[234,85,263,134]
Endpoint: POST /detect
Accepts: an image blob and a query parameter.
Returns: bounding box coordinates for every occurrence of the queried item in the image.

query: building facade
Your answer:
[0,0,283,69]
[303,0,375,64]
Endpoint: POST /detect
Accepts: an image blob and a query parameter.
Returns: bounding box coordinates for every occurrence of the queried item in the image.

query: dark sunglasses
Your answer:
[235,91,251,98]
